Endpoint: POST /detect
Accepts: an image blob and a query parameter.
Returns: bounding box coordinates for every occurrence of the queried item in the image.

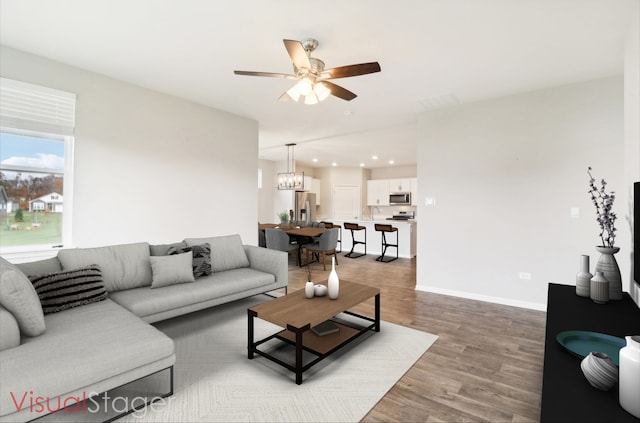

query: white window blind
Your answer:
[0,77,76,136]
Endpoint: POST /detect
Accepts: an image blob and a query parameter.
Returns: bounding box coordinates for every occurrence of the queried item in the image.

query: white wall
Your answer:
[416,77,625,310]
[315,167,369,220]
[1,46,259,248]
[370,165,417,180]
[624,4,640,305]
[258,159,275,223]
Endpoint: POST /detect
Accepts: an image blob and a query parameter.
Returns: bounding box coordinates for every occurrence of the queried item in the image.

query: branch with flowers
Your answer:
[587,167,617,248]
[306,264,312,282]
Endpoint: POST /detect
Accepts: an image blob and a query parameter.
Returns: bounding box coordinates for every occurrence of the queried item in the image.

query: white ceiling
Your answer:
[0,0,635,168]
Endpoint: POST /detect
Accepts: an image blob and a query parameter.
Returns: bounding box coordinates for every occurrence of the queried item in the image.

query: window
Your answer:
[0,78,75,252]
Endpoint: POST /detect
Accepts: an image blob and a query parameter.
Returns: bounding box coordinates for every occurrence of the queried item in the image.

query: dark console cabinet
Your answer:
[541,283,640,422]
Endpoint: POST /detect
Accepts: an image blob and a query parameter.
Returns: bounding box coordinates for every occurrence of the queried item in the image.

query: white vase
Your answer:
[305,281,315,298]
[328,256,339,300]
[619,335,640,418]
[313,284,327,296]
[575,255,592,297]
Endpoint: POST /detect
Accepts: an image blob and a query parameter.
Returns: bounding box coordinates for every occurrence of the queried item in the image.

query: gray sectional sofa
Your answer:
[0,234,287,422]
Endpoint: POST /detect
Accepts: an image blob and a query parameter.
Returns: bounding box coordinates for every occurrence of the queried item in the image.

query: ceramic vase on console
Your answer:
[589,272,609,304]
[305,281,315,299]
[575,255,592,297]
[619,335,640,418]
[328,256,339,300]
[594,246,622,300]
[580,352,618,391]
[313,284,327,296]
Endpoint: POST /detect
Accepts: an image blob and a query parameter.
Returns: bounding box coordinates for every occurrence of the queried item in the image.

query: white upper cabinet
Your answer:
[367,180,390,206]
[368,178,417,206]
[388,178,412,193]
[303,176,313,191]
[303,176,322,205]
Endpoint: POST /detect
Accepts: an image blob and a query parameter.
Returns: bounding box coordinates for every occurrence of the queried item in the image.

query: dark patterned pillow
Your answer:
[168,243,212,279]
[28,265,107,314]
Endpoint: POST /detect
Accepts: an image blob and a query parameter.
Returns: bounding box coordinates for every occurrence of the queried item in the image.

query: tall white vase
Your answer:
[576,255,592,297]
[328,256,339,300]
[619,335,640,419]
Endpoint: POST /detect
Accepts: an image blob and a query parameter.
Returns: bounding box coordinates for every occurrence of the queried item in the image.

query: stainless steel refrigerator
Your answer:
[295,191,316,224]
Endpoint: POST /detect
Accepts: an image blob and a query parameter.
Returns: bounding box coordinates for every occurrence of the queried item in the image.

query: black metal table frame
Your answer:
[248,294,380,385]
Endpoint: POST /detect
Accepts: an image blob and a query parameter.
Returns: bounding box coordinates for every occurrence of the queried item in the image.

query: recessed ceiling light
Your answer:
[312,158,318,163]
[360,162,365,167]
[389,160,395,164]
[344,110,354,116]
[372,155,378,160]
[332,162,337,167]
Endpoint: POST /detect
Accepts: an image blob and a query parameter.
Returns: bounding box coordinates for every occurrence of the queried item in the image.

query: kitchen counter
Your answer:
[327,219,416,258]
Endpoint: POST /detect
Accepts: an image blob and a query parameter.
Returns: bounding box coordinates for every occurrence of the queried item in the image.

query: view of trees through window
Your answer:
[0,132,65,248]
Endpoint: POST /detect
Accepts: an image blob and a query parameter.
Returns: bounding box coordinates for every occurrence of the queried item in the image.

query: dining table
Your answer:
[259,223,325,266]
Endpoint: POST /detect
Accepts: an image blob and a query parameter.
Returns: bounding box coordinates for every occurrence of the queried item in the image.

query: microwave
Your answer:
[389,192,411,205]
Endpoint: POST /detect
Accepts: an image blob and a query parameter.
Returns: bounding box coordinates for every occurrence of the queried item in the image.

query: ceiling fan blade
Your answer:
[283,39,311,70]
[278,91,293,101]
[234,70,297,79]
[322,81,357,101]
[320,62,381,79]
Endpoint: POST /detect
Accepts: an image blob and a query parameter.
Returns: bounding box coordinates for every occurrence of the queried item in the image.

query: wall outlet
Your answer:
[519,272,532,280]
[570,207,580,218]
[425,197,436,206]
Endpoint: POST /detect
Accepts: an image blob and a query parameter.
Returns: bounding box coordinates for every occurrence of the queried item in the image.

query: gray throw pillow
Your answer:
[184,235,249,272]
[150,252,195,288]
[168,244,212,279]
[0,257,46,336]
[29,265,108,314]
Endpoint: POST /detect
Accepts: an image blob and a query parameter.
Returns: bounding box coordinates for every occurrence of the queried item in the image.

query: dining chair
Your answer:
[265,228,299,265]
[304,228,339,271]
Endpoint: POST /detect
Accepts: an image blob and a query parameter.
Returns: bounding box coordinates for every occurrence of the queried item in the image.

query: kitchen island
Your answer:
[328,219,416,259]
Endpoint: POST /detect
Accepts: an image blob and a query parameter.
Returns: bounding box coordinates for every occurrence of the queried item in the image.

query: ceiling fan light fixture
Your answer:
[286,85,301,102]
[235,38,380,104]
[314,82,331,101]
[304,92,319,105]
[297,77,314,96]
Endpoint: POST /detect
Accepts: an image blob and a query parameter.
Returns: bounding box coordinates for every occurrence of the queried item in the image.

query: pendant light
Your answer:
[277,143,304,190]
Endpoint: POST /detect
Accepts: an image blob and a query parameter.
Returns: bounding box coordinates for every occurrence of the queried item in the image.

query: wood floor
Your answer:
[286,253,547,423]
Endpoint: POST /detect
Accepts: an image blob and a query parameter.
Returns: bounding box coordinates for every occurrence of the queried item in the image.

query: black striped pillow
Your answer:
[28,265,107,314]
[168,243,212,279]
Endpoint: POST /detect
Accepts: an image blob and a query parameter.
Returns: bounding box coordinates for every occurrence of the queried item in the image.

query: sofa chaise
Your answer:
[0,234,287,422]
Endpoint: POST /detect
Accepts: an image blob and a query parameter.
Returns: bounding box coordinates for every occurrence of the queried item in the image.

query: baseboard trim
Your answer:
[415,284,547,311]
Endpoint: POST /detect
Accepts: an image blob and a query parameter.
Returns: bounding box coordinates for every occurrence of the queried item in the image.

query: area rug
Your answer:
[119,294,438,423]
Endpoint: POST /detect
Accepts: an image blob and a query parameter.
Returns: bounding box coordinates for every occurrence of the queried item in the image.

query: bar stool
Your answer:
[374,223,398,262]
[321,221,342,253]
[343,222,367,258]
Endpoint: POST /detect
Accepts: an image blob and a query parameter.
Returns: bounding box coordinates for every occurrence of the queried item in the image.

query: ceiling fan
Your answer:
[234,38,381,105]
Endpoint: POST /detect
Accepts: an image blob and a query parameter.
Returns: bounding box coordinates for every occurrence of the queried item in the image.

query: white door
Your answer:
[333,185,360,220]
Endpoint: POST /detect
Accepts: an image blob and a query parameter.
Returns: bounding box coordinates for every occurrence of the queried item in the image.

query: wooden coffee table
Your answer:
[248,279,380,384]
